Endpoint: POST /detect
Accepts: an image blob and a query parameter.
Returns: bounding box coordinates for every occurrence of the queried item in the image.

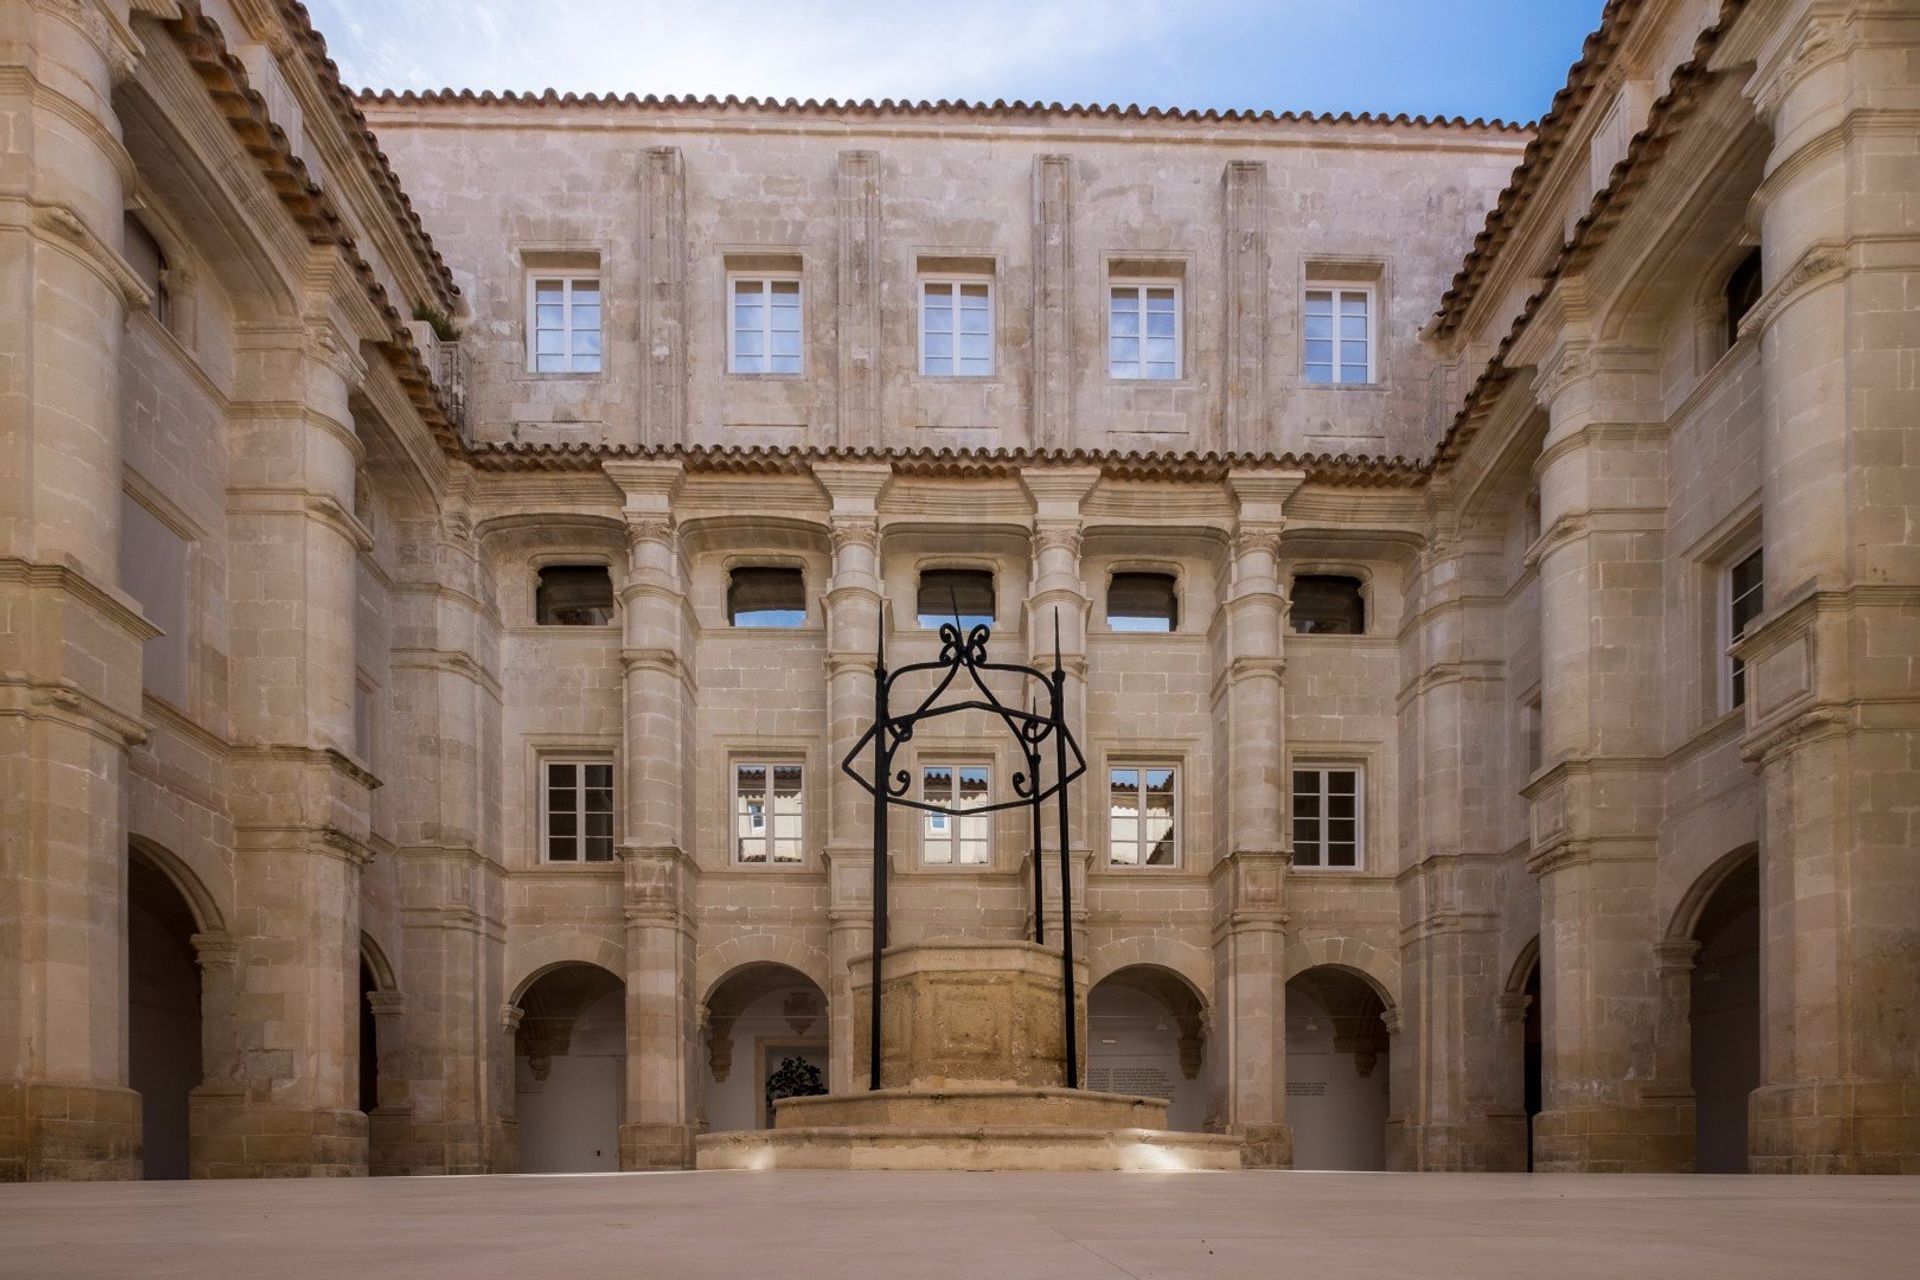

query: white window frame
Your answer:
[918,277,995,377]
[1106,763,1180,869]
[920,761,992,867]
[732,760,805,866]
[728,273,804,376]
[1303,283,1375,385]
[541,757,616,864]
[1722,543,1764,712]
[525,273,603,375]
[1107,281,1182,380]
[1290,763,1365,871]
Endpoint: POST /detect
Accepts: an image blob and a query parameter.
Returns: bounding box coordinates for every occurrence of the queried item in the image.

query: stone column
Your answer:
[1520,338,1679,1172]
[1210,473,1299,1166]
[0,0,149,1181]
[607,462,697,1168]
[1735,7,1920,1173]
[815,464,890,1092]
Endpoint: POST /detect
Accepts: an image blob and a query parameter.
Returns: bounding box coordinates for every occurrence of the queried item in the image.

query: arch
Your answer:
[508,933,626,1008]
[512,961,627,1173]
[1504,935,1542,996]
[1089,936,1213,1006]
[126,842,205,1179]
[126,835,224,936]
[1665,843,1761,945]
[359,931,398,993]
[696,932,829,1005]
[1284,935,1399,1009]
[700,959,830,1133]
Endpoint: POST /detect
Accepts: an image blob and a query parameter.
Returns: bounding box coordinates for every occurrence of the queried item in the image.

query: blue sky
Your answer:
[308,0,1601,125]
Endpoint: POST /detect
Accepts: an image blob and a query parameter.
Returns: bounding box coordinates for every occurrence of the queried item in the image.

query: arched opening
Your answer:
[127,849,202,1180]
[1087,966,1209,1131]
[701,963,828,1132]
[1690,853,1759,1173]
[1523,956,1543,1171]
[358,960,379,1115]
[1285,966,1390,1170]
[513,963,625,1172]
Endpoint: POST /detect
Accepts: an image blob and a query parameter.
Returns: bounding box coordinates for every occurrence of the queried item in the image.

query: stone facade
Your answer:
[1,0,1915,1181]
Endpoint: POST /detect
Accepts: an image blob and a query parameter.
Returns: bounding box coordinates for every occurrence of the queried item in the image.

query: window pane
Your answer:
[960,332,991,362]
[770,328,801,358]
[771,279,800,298]
[1305,290,1332,314]
[535,280,564,303]
[957,767,988,806]
[1146,309,1175,338]
[548,812,577,838]
[770,353,801,374]
[924,332,953,360]
[1304,363,1332,383]
[536,304,565,328]
[1144,769,1175,866]
[548,836,577,862]
[536,330,564,355]
[572,282,600,306]
[1340,363,1368,384]
[535,354,565,373]
[924,765,953,806]
[1304,310,1333,340]
[1339,292,1366,316]
[1305,338,1333,365]
[574,330,602,357]
[1328,770,1356,795]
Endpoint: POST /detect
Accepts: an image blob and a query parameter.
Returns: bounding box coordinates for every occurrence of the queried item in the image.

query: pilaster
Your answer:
[1222,161,1270,453]
[836,151,881,448]
[642,146,687,445]
[1030,155,1074,449]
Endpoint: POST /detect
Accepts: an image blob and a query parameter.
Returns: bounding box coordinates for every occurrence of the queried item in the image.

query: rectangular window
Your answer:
[920,280,993,376]
[528,276,602,374]
[1108,283,1180,380]
[1292,766,1362,869]
[730,276,803,374]
[1108,765,1177,867]
[1728,547,1764,709]
[734,762,804,864]
[1304,286,1372,384]
[922,763,991,865]
[545,760,614,863]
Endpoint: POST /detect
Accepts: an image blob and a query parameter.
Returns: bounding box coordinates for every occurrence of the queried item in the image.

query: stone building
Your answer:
[2,0,1915,1180]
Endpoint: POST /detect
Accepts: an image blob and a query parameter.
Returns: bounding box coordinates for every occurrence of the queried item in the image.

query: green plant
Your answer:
[411,302,461,343]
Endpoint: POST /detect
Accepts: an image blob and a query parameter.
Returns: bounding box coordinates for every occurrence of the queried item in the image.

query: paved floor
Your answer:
[0,1170,1916,1279]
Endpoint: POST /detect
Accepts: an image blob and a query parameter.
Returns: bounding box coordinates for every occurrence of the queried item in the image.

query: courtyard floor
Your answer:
[1,1170,1916,1278]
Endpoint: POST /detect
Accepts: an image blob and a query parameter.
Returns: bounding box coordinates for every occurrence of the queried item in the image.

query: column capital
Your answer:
[366,990,408,1019]
[1495,991,1534,1024]
[190,930,238,970]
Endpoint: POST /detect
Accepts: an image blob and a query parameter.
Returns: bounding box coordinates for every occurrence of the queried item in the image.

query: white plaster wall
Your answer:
[514,989,624,1172]
[1285,988,1389,1170]
[703,989,829,1134]
[1086,984,1206,1132]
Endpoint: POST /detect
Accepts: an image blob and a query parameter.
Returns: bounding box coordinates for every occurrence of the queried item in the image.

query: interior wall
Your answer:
[1086,983,1207,1132]
[1285,987,1389,1170]
[1692,896,1759,1174]
[128,871,201,1180]
[704,988,828,1133]
[515,988,624,1172]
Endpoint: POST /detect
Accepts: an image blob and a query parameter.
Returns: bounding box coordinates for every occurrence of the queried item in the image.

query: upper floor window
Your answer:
[1727,547,1764,709]
[1292,765,1362,869]
[528,275,601,373]
[1304,286,1373,384]
[1108,283,1180,380]
[124,213,168,324]
[1108,766,1177,867]
[536,565,615,626]
[728,566,806,628]
[734,762,804,864]
[1723,248,1763,349]
[917,568,994,630]
[922,763,990,865]
[544,759,614,862]
[118,492,188,706]
[920,280,993,377]
[1106,572,1178,632]
[1291,575,1366,635]
[730,276,802,374]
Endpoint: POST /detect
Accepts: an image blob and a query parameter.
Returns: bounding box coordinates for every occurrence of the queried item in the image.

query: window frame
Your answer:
[915,566,996,631]
[1302,283,1376,386]
[525,273,603,375]
[534,562,617,627]
[1722,543,1765,713]
[1106,280,1183,381]
[726,564,809,629]
[1289,573,1369,636]
[919,760,993,868]
[1290,763,1366,872]
[541,757,617,864]
[731,759,806,867]
[727,272,805,376]
[1104,570,1180,634]
[918,277,995,378]
[1105,762,1181,869]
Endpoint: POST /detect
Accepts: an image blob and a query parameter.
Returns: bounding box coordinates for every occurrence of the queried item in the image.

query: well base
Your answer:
[697,1125,1241,1171]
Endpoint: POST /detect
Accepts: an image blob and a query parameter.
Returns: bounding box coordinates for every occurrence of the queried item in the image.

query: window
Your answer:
[1291,575,1366,635]
[1292,766,1362,869]
[922,764,991,865]
[1304,286,1372,384]
[734,762,804,864]
[1106,572,1178,632]
[1724,248,1763,349]
[118,493,188,705]
[124,213,167,324]
[730,276,802,374]
[916,568,994,630]
[1108,283,1180,379]
[1108,766,1177,867]
[528,276,601,373]
[728,566,806,628]
[536,565,615,626]
[920,280,992,376]
[1727,547,1764,709]
[545,760,614,862]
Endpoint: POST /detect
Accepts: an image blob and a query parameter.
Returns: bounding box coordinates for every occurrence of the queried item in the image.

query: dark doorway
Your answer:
[128,852,202,1179]
[1691,855,1760,1173]
[1523,958,1543,1171]
[359,960,379,1115]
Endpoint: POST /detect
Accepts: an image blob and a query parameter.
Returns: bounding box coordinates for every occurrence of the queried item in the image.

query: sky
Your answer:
[305,0,1602,126]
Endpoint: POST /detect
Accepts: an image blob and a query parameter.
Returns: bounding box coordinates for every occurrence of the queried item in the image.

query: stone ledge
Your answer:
[775,1083,1167,1131]
[695,1125,1242,1171]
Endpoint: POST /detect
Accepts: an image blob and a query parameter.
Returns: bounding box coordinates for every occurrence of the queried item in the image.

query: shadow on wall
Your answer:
[515,964,625,1172]
[1086,967,1210,1132]
[701,963,827,1133]
[1286,967,1390,1170]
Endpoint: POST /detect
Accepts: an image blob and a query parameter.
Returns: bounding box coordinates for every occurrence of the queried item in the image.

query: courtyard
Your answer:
[0,1171,1914,1278]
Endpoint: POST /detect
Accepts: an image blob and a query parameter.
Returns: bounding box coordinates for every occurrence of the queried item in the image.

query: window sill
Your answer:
[1297,380,1386,392]
[726,371,808,381]
[522,861,622,875]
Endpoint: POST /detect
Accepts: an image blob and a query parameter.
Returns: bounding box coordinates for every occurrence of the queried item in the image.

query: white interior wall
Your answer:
[515,988,624,1172]
[704,988,827,1133]
[1285,988,1389,1170]
[1086,984,1207,1132]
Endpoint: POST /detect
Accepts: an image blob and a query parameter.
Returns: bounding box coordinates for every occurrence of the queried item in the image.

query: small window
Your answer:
[921,280,993,376]
[730,276,802,374]
[1106,572,1178,632]
[1108,766,1177,867]
[1108,283,1180,379]
[118,493,189,705]
[1304,286,1372,384]
[545,760,615,862]
[1291,575,1366,635]
[1292,766,1362,869]
[124,213,168,324]
[536,565,615,626]
[528,276,601,374]
[734,762,804,864]
[1727,547,1764,709]
[1724,248,1763,349]
[728,566,806,628]
[922,763,991,865]
[917,568,994,630]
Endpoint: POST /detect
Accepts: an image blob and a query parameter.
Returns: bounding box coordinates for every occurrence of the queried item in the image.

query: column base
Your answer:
[1388,1115,1529,1172]
[190,1090,368,1177]
[621,1122,693,1170]
[365,1106,491,1176]
[1532,1099,1692,1172]
[1238,1122,1293,1169]
[0,1082,141,1181]
[1751,1080,1920,1174]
